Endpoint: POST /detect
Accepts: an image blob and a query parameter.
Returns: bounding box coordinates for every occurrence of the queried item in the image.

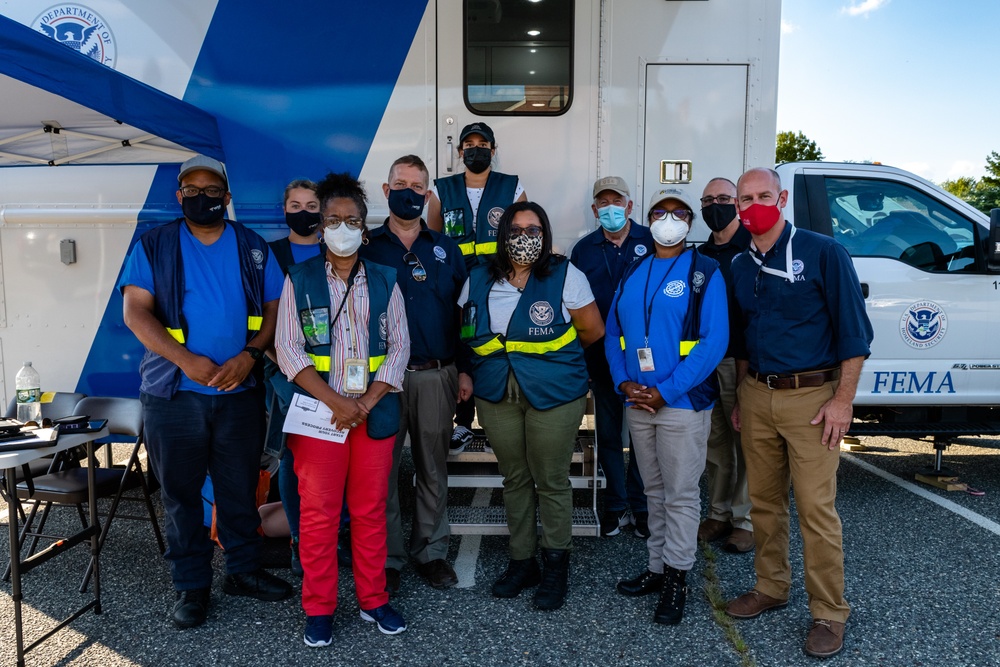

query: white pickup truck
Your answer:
[776,162,1000,467]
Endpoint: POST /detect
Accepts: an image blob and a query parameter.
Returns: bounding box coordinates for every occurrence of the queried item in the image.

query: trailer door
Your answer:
[642,64,748,242]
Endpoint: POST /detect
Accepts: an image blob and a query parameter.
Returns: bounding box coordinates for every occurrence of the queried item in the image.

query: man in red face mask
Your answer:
[724,168,873,659]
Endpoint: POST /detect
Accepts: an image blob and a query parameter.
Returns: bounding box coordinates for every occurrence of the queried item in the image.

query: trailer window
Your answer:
[464,0,573,115]
[825,177,979,273]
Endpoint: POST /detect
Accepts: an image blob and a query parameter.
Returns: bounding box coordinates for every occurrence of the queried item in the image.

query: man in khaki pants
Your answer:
[725,168,873,659]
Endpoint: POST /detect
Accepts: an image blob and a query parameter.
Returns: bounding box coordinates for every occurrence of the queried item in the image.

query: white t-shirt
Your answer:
[431,180,525,231]
[457,262,594,334]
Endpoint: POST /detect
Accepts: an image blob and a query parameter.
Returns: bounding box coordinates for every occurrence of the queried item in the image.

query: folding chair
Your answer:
[8,396,165,592]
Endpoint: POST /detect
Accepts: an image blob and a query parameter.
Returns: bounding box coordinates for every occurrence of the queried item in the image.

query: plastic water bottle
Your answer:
[15,361,42,424]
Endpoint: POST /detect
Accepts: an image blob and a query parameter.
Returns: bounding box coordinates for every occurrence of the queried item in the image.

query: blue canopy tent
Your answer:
[0,14,224,166]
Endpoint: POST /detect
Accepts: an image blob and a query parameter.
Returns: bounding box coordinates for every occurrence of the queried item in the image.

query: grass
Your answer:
[701,542,757,667]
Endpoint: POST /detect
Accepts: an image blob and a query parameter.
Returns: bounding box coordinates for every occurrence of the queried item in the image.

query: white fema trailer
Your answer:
[0,1,995,467]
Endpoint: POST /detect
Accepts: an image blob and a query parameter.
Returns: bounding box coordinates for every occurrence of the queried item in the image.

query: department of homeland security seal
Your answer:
[433,245,447,260]
[34,4,117,67]
[691,271,705,289]
[379,313,388,340]
[900,300,947,349]
[529,301,555,327]
[635,244,647,256]
[664,280,686,297]
[792,259,805,276]
[487,207,504,229]
[251,248,264,269]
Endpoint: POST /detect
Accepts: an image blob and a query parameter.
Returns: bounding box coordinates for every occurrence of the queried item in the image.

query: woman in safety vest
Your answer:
[274,172,410,646]
[459,200,604,611]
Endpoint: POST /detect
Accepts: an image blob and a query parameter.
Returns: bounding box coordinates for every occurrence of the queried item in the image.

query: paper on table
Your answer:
[282,393,348,443]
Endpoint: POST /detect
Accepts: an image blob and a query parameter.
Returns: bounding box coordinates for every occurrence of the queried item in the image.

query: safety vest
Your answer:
[276,254,400,440]
[138,218,267,398]
[466,259,589,411]
[435,171,518,266]
[614,248,721,411]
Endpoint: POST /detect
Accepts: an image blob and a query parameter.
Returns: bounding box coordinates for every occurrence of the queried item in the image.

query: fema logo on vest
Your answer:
[487,207,505,229]
[379,313,388,341]
[900,300,947,349]
[34,5,117,67]
[528,301,555,336]
[251,249,264,270]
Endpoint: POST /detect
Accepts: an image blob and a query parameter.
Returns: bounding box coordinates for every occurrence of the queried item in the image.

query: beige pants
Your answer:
[738,375,850,623]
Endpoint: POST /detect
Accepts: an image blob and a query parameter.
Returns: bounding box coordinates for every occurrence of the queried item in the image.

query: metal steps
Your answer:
[449,506,600,536]
[847,421,1000,439]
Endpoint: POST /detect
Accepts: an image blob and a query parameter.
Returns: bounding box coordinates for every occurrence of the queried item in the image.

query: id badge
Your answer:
[460,301,477,342]
[443,209,465,237]
[637,347,655,372]
[300,307,330,347]
[343,358,368,393]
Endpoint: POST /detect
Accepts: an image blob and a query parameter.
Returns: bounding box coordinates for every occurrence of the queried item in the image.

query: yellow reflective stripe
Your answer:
[458,241,476,256]
[679,340,698,357]
[619,336,625,351]
[472,335,505,357]
[475,242,497,255]
[506,327,577,355]
[369,355,385,373]
[167,328,185,344]
[308,353,331,372]
[247,316,262,332]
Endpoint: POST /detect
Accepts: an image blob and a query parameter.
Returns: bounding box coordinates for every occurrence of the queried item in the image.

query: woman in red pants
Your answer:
[274,172,410,646]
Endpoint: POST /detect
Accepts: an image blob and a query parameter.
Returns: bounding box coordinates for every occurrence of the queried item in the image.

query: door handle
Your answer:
[446,135,455,173]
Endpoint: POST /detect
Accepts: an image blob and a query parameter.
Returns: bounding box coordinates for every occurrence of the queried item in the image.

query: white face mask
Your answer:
[324,224,364,257]
[650,215,689,247]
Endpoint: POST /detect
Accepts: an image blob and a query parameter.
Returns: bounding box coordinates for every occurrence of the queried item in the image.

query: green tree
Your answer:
[940,158,1000,215]
[775,130,824,164]
[941,176,978,201]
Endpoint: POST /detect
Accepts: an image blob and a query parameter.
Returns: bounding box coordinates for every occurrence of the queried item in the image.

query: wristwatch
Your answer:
[242,345,263,361]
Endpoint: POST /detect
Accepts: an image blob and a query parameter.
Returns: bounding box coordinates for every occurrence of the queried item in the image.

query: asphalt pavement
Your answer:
[3,434,1000,667]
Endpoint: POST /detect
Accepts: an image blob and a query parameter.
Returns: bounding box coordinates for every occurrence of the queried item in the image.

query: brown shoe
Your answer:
[385,568,401,596]
[417,559,459,589]
[697,518,732,543]
[722,528,755,553]
[804,619,845,658]
[725,589,788,619]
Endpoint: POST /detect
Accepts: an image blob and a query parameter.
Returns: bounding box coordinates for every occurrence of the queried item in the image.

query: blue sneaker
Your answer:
[303,614,333,647]
[360,603,407,635]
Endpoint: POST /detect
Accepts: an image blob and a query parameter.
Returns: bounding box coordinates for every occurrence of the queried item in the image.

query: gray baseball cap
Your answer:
[593,176,630,199]
[178,155,228,187]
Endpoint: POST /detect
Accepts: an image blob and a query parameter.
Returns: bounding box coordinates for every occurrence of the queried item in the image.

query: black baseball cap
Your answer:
[459,122,495,146]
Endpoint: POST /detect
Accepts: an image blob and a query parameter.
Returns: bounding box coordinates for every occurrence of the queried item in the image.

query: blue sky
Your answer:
[778,0,1000,184]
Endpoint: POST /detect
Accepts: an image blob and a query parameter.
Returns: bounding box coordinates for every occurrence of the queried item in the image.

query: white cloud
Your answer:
[946,160,979,181]
[842,0,889,17]
[781,20,798,34]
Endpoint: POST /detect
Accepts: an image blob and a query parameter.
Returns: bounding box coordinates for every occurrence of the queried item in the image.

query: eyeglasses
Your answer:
[403,252,426,282]
[180,185,225,198]
[322,216,365,230]
[508,226,543,238]
[700,195,733,205]
[649,209,692,222]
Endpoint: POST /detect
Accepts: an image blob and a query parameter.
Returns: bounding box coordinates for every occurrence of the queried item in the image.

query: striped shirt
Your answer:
[275,260,409,396]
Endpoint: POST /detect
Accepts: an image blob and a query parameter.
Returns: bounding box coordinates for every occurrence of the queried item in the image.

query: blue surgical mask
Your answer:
[597,204,628,232]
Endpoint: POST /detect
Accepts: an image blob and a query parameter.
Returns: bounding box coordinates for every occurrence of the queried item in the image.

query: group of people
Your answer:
[120,120,873,659]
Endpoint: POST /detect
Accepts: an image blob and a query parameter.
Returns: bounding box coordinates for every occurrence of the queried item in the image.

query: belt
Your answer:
[406,358,454,372]
[749,368,839,390]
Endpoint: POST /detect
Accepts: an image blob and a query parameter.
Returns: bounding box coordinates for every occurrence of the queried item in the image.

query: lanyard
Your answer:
[641,252,683,347]
[750,225,796,284]
[329,258,361,332]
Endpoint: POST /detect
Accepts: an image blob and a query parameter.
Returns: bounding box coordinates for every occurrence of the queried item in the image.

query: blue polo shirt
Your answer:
[360,220,468,367]
[731,222,873,375]
[570,221,654,382]
[697,224,751,358]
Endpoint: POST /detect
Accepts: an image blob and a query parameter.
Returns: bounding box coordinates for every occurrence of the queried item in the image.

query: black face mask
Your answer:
[701,203,738,232]
[387,187,425,221]
[182,193,226,226]
[285,210,322,236]
[463,146,492,174]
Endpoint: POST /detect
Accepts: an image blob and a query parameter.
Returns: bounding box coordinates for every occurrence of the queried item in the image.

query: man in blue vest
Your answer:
[425,121,528,455]
[570,176,651,538]
[120,155,291,630]
[360,154,469,593]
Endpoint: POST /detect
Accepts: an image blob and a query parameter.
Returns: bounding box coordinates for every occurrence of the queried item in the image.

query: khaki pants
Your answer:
[705,357,752,529]
[738,375,850,623]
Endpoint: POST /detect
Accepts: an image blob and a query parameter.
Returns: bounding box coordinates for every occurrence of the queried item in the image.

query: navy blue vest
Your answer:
[271,254,400,440]
[138,219,267,398]
[467,259,589,411]
[435,171,518,266]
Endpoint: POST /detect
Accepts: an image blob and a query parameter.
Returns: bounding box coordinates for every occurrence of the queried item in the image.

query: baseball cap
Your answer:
[459,122,496,146]
[178,155,228,187]
[647,187,695,214]
[592,176,630,199]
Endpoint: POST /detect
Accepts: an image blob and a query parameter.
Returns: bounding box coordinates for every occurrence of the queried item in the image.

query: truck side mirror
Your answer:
[990,209,1000,272]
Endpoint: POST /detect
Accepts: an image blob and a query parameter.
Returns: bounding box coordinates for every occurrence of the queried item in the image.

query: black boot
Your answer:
[616,569,664,597]
[653,566,687,625]
[533,549,569,611]
[492,557,541,598]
